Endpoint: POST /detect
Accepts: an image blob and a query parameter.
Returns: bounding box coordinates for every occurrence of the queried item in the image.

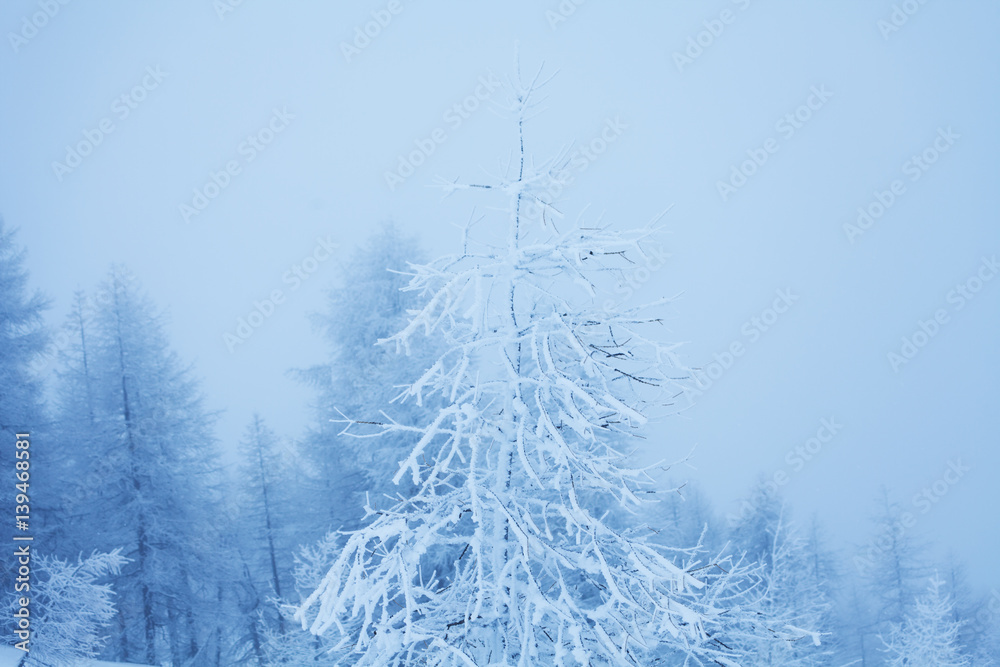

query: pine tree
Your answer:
[0,219,48,434]
[801,515,846,661]
[853,488,929,665]
[0,220,50,650]
[231,413,301,662]
[880,576,971,666]
[839,583,877,666]
[728,478,784,571]
[644,481,722,554]
[963,586,1000,665]
[0,220,49,536]
[36,289,108,554]
[46,267,224,664]
[727,491,830,666]
[293,222,441,536]
[296,68,797,666]
[16,550,128,666]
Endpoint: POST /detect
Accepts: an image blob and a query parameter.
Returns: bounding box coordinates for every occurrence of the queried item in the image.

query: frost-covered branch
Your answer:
[297,68,784,667]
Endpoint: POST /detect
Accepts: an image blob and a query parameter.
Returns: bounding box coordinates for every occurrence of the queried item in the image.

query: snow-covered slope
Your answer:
[0,646,22,667]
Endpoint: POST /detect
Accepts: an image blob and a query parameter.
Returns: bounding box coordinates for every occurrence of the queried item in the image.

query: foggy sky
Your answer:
[2,1,997,590]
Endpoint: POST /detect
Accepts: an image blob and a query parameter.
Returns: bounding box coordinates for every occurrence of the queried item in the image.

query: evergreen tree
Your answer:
[238,415,295,628]
[0,220,50,650]
[643,481,722,554]
[0,219,48,435]
[880,576,971,666]
[853,488,929,665]
[838,583,877,666]
[296,70,798,666]
[727,486,830,666]
[728,478,784,571]
[46,267,224,664]
[36,289,106,554]
[229,412,304,664]
[293,222,441,536]
[801,516,846,662]
[15,550,128,666]
[0,220,49,536]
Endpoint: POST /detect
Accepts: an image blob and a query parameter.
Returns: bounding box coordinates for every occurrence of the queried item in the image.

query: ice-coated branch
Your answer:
[295,66,781,667]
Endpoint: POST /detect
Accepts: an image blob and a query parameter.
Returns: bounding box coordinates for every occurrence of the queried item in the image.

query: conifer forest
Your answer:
[1,3,998,666]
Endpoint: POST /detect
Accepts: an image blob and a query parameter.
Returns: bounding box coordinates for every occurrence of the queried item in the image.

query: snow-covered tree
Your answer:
[728,478,784,570]
[293,222,442,536]
[852,488,930,665]
[643,481,722,554]
[0,220,49,552]
[253,533,358,666]
[14,550,127,666]
[45,267,225,665]
[838,583,877,666]
[0,219,48,436]
[296,68,798,666]
[226,413,314,665]
[928,558,1000,665]
[801,515,847,661]
[35,289,106,555]
[0,221,50,652]
[879,575,971,666]
[236,414,297,632]
[727,491,830,666]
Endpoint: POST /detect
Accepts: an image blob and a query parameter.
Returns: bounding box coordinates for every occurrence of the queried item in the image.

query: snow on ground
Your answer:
[0,646,22,667]
[0,651,153,667]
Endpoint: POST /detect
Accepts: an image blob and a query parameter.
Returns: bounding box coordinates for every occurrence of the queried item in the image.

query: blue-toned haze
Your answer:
[1,0,997,631]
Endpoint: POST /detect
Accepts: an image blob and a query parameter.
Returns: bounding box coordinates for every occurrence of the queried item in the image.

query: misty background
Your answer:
[2,0,997,598]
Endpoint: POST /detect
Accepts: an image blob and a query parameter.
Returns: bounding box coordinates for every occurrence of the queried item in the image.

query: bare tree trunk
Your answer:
[255,421,286,635]
[113,282,156,665]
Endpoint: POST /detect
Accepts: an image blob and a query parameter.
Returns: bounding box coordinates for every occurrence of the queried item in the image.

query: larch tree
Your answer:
[643,481,723,554]
[47,267,224,665]
[0,219,48,436]
[296,68,798,666]
[37,288,108,555]
[293,222,442,536]
[0,220,49,534]
[801,516,846,662]
[727,490,830,666]
[0,219,48,422]
[933,558,1000,665]
[0,220,49,646]
[854,488,929,666]
[879,576,971,667]
[234,414,298,648]
[15,550,128,666]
